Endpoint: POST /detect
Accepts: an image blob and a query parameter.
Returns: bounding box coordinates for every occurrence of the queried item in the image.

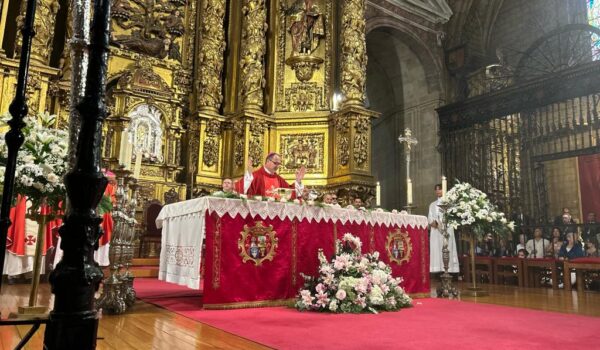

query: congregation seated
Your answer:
[558,232,585,261]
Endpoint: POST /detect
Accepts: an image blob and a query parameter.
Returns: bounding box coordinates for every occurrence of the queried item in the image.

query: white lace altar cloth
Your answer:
[156,197,428,290]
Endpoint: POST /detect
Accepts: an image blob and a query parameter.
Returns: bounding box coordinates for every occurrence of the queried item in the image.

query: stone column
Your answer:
[239,0,267,112]
[196,0,226,115]
[340,0,367,108]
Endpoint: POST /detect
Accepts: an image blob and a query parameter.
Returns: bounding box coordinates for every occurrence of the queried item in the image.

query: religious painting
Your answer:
[386,229,413,266]
[279,133,325,174]
[238,221,279,266]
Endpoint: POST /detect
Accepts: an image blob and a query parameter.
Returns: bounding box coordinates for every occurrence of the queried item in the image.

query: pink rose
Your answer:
[336,289,347,300]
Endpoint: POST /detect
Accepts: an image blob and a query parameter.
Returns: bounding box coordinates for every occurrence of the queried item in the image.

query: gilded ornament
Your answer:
[110,0,184,60]
[233,120,246,167]
[338,136,350,166]
[284,82,323,112]
[353,134,368,166]
[16,0,60,65]
[240,0,268,110]
[340,0,367,107]
[238,221,279,266]
[197,0,226,112]
[202,138,219,167]
[282,1,326,82]
[386,229,413,266]
[280,133,324,173]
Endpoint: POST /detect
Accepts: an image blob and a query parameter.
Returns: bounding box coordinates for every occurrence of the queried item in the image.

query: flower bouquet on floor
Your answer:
[440,181,515,296]
[295,233,412,314]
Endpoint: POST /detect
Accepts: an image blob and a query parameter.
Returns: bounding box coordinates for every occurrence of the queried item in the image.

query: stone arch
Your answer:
[365,19,444,212]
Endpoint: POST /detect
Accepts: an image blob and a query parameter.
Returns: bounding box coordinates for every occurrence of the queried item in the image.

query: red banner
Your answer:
[578,154,600,218]
[203,212,429,308]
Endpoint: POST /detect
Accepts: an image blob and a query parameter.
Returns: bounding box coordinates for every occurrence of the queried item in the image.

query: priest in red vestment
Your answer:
[241,153,306,198]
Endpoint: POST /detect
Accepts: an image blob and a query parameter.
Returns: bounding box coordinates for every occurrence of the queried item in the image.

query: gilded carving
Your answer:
[197,0,226,112]
[140,166,163,177]
[202,119,222,168]
[353,116,370,166]
[16,0,60,65]
[280,133,324,174]
[353,133,368,165]
[202,138,219,167]
[233,120,246,167]
[164,187,180,204]
[284,82,323,112]
[340,0,367,107]
[338,136,350,166]
[205,119,223,137]
[110,0,184,60]
[283,0,325,55]
[282,0,325,82]
[335,117,350,166]
[240,0,268,110]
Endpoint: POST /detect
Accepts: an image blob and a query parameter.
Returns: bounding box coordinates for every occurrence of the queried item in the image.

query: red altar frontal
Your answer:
[156,198,430,309]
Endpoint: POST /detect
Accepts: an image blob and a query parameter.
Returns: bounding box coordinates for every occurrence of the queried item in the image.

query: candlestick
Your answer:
[407,178,413,205]
[376,182,381,207]
[133,151,142,178]
[442,176,447,196]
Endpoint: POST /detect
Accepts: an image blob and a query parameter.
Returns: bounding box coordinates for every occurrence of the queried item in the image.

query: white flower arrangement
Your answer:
[0,112,68,212]
[295,233,412,314]
[440,181,514,238]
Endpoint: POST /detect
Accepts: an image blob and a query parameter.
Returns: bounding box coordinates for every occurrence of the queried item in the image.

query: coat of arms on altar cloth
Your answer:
[238,221,279,266]
[386,229,413,265]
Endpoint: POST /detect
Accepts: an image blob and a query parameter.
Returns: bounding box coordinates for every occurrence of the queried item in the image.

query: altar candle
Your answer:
[133,151,142,178]
[442,176,447,196]
[407,179,413,205]
[118,134,128,165]
[126,142,134,170]
[376,182,381,207]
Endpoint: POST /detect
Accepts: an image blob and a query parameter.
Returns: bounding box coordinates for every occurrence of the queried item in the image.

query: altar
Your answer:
[156,197,430,309]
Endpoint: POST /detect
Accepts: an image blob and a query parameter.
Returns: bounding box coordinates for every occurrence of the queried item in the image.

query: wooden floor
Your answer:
[1,281,599,350]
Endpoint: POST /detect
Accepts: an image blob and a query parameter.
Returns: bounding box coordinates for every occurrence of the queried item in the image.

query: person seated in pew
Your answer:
[517,248,528,258]
[494,238,511,257]
[558,232,585,261]
[585,238,599,257]
[550,227,563,259]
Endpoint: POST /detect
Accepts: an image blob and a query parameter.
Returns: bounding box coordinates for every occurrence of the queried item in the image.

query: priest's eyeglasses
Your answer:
[269,159,281,166]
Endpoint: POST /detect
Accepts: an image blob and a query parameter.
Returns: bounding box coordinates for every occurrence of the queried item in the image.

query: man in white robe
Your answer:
[428,184,459,273]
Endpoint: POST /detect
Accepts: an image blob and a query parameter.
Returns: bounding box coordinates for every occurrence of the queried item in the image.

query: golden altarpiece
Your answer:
[0,0,377,204]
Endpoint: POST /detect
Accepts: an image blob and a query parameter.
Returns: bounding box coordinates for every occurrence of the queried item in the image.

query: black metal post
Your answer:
[0,0,37,291]
[43,0,111,348]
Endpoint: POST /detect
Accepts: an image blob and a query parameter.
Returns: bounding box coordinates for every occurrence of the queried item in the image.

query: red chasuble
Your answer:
[247,167,294,197]
[6,195,55,256]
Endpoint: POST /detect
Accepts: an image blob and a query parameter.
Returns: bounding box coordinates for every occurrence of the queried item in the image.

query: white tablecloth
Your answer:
[156,197,428,290]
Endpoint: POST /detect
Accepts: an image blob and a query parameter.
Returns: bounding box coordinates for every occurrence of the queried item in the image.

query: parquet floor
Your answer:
[1,281,599,349]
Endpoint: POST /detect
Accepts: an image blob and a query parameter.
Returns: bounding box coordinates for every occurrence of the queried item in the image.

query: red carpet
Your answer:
[134,278,600,350]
